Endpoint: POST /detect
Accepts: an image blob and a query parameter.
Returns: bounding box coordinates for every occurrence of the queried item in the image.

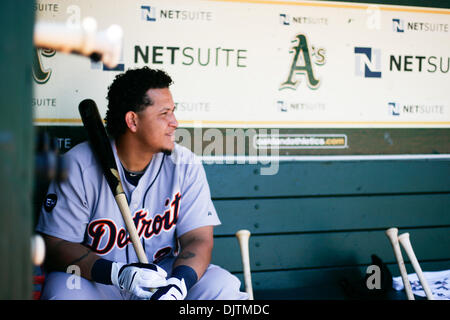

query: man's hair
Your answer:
[105,67,173,139]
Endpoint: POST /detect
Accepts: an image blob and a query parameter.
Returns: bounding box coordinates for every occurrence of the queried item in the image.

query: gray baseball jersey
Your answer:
[36,141,221,264]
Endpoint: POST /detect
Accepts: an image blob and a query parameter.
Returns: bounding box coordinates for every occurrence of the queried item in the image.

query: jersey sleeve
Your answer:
[175,156,221,238]
[35,149,92,243]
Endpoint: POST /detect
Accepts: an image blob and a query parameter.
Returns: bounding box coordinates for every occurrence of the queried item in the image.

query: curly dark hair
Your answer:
[105,67,173,139]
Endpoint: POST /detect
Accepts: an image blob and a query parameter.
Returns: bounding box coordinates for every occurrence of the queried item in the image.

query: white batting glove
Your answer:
[150,277,188,300]
[111,262,168,299]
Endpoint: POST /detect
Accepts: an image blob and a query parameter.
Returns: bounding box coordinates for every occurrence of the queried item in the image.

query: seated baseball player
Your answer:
[36,67,248,300]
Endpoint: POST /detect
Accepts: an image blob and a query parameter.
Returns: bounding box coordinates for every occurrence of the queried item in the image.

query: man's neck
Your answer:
[115,134,153,172]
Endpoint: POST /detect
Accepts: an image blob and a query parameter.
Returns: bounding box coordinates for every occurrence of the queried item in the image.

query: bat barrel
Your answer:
[79,99,123,196]
[78,99,149,267]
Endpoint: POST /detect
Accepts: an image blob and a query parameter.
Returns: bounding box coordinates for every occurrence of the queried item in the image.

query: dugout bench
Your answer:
[207,159,450,299]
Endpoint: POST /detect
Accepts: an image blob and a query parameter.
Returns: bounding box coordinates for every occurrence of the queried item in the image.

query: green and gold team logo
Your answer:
[33,48,56,84]
[280,34,326,90]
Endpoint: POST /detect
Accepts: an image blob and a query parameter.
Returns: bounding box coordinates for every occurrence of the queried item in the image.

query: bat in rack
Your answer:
[386,227,414,300]
[78,99,149,265]
[398,233,434,300]
[236,229,254,300]
[386,227,434,300]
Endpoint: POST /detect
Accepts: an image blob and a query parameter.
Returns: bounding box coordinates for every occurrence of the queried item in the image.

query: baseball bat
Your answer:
[236,229,254,300]
[385,228,414,300]
[78,99,148,265]
[34,17,123,68]
[398,233,434,300]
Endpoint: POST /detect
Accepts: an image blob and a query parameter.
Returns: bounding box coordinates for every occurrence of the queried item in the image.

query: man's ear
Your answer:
[124,111,138,132]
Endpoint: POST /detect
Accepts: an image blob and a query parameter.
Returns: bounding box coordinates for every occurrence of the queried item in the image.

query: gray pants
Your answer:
[40,263,249,300]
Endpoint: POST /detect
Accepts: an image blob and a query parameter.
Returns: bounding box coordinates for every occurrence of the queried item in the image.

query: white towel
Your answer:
[392,269,450,300]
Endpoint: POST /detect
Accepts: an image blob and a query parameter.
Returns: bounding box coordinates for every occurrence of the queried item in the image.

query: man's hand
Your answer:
[111,262,168,299]
[150,277,187,300]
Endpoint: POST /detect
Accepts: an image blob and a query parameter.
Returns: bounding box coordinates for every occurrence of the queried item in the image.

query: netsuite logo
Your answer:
[279,13,328,26]
[388,102,401,116]
[392,18,449,33]
[140,5,213,22]
[354,47,382,78]
[392,18,404,32]
[141,6,156,21]
[280,13,290,25]
[388,102,445,116]
[276,100,326,113]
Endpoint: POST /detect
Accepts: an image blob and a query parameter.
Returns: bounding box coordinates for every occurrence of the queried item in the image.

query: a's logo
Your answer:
[44,193,58,212]
[33,48,56,84]
[141,5,156,21]
[280,34,326,90]
[388,102,401,116]
[392,18,404,32]
[354,47,382,78]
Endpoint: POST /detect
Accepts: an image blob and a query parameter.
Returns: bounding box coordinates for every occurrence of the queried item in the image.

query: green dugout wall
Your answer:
[0,0,35,299]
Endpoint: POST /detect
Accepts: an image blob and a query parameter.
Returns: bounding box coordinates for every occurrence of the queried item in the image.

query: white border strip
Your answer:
[199,154,450,162]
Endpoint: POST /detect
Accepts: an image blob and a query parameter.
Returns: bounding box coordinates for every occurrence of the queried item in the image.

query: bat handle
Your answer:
[398,233,434,300]
[386,228,414,300]
[236,229,254,300]
[116,193,156,294]
[115,193,148,263]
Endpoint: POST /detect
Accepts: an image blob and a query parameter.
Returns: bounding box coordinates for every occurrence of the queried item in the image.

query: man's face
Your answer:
[135,87,178,154]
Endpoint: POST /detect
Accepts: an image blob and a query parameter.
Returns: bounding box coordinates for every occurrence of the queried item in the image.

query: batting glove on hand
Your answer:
[111,262,168,299]
[150,277,188,300]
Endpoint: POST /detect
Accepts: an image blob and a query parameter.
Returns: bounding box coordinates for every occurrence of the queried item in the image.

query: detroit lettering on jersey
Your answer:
[87,192,181,254]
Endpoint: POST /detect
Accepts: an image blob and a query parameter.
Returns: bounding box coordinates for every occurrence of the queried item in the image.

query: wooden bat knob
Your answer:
[398,232,410,244]
[236,229,251,240]
[385,227,398,240]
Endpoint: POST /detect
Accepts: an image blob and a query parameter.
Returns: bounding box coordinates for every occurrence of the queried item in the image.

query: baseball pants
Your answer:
[40,261,249,300]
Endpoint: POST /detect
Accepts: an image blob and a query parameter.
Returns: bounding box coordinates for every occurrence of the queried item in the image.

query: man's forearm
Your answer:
[42,234,100,281]
[173,238,212,280]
